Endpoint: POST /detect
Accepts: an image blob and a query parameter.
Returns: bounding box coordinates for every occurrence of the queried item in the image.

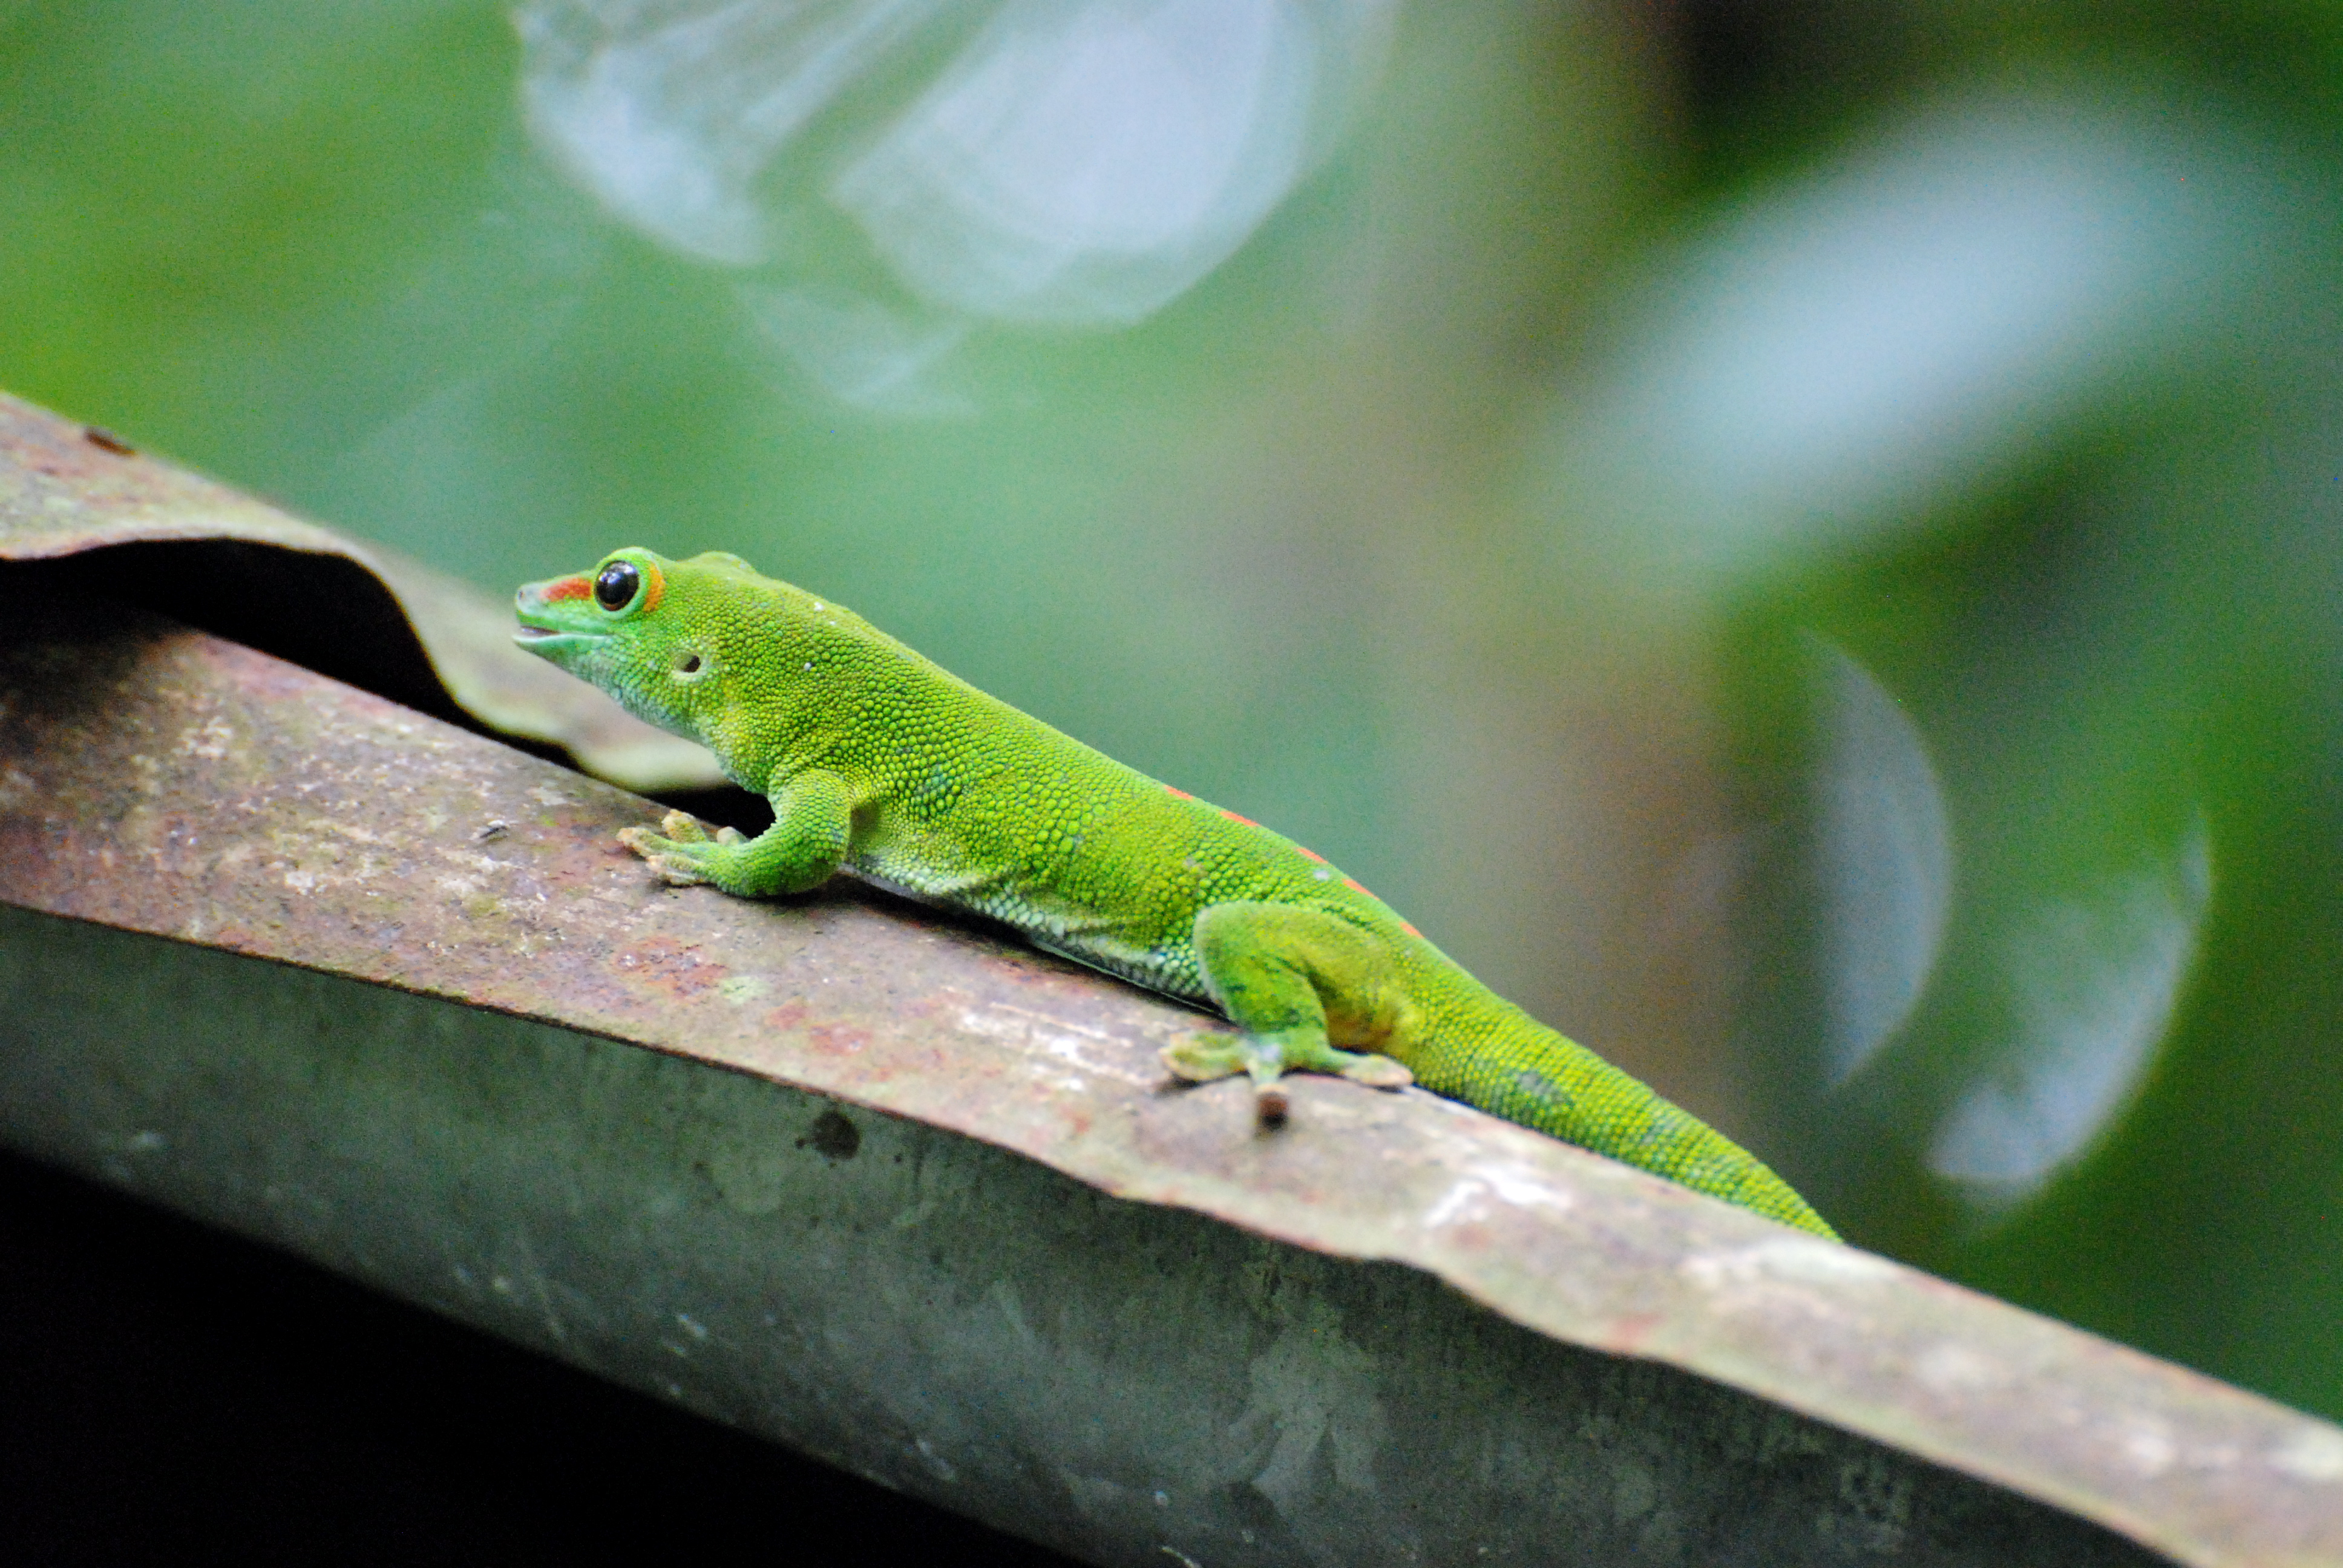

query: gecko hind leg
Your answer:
[1159,901,1414,1122]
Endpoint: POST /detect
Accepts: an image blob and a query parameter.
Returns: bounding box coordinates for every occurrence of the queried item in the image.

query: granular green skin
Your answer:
[516,548,1835,1237]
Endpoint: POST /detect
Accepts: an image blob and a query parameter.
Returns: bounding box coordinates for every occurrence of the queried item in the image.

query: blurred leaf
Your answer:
[1536,78,2285,589]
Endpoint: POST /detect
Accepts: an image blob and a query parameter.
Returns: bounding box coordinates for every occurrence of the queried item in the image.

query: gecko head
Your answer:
[515,547,758,745]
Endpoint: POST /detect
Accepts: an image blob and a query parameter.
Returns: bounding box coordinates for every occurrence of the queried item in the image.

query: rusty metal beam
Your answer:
[0,389,2338,1565]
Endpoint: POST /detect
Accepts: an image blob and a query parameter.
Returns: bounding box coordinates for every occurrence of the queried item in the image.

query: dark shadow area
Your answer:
[0,1148,1080,1568]
[0,544,777,828]
[1670,0,1920,176]
[4,543,465,724]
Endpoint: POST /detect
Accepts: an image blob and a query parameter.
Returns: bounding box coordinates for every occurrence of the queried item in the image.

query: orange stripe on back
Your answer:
[1165,785,1194,800]
[1217,808,1259,828]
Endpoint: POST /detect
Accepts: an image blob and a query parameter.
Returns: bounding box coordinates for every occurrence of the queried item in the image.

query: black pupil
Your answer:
[594,561,640,611]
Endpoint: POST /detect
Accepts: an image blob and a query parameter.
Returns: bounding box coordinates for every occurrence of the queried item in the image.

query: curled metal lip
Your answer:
[0,387,727,794]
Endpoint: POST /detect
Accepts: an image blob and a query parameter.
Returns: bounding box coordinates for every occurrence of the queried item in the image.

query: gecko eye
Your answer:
[594,560,641,612]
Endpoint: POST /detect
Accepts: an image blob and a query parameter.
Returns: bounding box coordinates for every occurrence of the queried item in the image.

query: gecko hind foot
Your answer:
[617,811,751,886]
[1160,1032,1413,1116]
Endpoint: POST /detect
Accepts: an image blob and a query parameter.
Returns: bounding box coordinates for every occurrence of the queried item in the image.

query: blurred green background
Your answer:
[6,0,2343,1418]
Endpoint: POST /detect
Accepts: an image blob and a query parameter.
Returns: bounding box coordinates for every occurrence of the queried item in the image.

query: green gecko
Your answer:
[515,547,1835,1238]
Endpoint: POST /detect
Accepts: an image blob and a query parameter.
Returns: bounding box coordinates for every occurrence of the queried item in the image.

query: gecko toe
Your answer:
[1161,1034,1246,1083]
[1338,1054,1413,1090]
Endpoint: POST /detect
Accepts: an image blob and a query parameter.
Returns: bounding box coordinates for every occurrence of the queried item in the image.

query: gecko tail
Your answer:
[1421,1007,1838,1239]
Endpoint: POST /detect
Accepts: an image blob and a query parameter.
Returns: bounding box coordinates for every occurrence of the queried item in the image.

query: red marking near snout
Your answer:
[542,575,592,603]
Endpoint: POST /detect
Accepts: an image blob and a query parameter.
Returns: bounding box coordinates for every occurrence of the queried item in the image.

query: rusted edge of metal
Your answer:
[0,390,722,792]
[0,394,2337,1567]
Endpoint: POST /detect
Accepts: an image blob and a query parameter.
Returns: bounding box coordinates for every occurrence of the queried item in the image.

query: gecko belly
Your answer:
[847,864,1216,1011]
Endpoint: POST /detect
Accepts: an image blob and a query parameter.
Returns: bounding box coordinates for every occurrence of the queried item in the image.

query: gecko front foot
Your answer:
[617,809,747,886]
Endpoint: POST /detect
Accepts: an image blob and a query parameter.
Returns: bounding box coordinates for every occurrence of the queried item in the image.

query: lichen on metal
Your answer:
[0,388,2338,1566]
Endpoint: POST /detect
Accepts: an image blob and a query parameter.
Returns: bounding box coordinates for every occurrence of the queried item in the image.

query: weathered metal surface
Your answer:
[0,384,2336,1564]
[0,592,2338,1567]
[0,901,2160,1568]
[0,388,722,791]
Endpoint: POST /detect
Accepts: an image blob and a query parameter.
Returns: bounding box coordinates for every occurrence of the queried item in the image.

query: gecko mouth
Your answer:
[511,626,609,653]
